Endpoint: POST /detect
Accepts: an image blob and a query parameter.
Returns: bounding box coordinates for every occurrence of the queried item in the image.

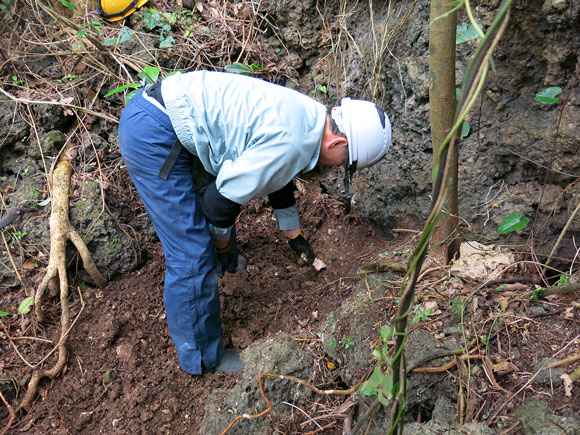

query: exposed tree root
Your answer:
[18,156,107,412]
[0,391,15,435]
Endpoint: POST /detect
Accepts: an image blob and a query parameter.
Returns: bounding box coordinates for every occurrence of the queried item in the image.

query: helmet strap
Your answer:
[343,148,357,214]
[98,0,140,20]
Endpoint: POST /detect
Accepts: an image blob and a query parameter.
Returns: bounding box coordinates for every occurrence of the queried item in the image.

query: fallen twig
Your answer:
[539,282,580,298]
[545,354,580,369]
[0,87,118,123]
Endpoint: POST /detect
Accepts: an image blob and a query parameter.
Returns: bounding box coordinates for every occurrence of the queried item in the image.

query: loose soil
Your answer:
[0,175,392,433]
[1,171,579,434]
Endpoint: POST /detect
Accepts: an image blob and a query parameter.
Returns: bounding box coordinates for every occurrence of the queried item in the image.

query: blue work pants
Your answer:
[118,91,223,375]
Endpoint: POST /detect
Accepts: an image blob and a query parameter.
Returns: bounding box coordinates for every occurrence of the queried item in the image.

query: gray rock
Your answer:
[199,333,314,434]
[516,398,580,434]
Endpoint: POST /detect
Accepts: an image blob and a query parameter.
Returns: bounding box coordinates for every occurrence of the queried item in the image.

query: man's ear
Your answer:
[327,135,348,149]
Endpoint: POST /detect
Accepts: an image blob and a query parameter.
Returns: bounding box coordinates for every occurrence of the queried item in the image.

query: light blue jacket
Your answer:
[161,71,327,206]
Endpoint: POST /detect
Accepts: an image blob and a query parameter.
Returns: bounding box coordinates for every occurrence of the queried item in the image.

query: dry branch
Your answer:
[18,156,107,411]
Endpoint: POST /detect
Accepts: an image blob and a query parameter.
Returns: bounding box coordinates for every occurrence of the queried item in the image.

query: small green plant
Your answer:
[530,287,545,300]
[0,0,14,20]
[456,22,483,44]
[11,230,27,240]
[20,167,29,176]
[556,273,570,286]
[535,87,562,105]
[11,75,22,86]
[107,238,120,249]
[56,0,77,10]
[411,307,435,325]
[143,8,176,48]
[102,370,113,386]
[54,74,82,83]
[104,65,160,102]
[104,27,134,45]
[360,324,395,406]
[328,338,336,347]
[316,84,327,94]
[79,19,103,38]
[342,337,354,349]
[498,212,530,235]
[224,62,263,75]
[495,284,507,292]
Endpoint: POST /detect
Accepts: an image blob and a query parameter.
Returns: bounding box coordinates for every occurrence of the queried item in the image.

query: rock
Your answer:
[531,359,564,387]
[200,333,314,434]
[516,398,580,434]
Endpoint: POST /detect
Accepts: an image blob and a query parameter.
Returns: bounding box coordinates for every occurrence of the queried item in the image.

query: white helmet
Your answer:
[331,97,392,170]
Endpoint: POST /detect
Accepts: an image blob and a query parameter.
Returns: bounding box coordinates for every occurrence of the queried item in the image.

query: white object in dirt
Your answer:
[450,241,516,282]
[313,258,327,271]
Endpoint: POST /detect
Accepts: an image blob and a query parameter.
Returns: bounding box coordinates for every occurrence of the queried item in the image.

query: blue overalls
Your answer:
[119,90,222,374]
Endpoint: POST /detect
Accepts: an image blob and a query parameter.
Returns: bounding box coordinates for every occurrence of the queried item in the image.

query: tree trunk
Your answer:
[429,0,459,263]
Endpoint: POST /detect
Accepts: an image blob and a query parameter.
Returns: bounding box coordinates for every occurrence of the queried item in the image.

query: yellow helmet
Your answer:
[98,0,149,22]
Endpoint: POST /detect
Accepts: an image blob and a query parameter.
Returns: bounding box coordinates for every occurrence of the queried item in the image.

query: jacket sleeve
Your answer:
[268,181,300,231]
[202,181,241,229]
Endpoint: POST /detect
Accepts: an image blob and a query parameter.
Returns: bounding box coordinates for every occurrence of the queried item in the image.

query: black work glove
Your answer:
[214,227,240,277]
[287,231,315,266]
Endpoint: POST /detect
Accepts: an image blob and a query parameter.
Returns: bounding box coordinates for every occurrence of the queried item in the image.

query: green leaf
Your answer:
[557,273,570,286]
[125,89,140,103]
[77,29,87,39]
[456,22,483,44]
[360,366,383,396]
[460,121,470,138]
[103,37,117,46]
[530,287,545,300]
[144,9,163,30]
[103,83,142,98]
[535,87,562,104]
[159,36,175,48]
[0,311,10,317]
[377,391,390,406]
[18,297,34,315]
[498,212,530,235]
[379,325,393,340]
[56,0,77,10]
[138,66,160,85]
[119,27,134,44]
[224,62,253,75]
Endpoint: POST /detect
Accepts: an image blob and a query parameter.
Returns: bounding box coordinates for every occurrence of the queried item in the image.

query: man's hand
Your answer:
[287,230,315,265]
[215,242,239,276]
[213,227,241,276]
